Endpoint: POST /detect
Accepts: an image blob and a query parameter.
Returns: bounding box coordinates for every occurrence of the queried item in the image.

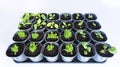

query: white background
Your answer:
[0,0,120,67]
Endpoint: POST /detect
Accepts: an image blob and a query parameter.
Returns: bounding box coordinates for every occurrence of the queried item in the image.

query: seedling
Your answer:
[63,29,72,39]
[64,43,74,54]
[92,22,96,27]
[77,21,84,28]
[28,42,37,53]
[36,13,46,20]
[34,19,46,29]
[47,32,58,39]
[100,44,117,54]
[64,14,69,18]
[32,32,39,39]
[76,14,80,19]
[49,14,55,20]
[61,22,71,29]
[78,30,86,38]
[18,21,31,28]
[47,44,55,51]
[81,42,91,55]
[88,14,93,19]
[95,32,103,39]
[46,22,58,29]
[10,44,19,55]
[17,30,27,39]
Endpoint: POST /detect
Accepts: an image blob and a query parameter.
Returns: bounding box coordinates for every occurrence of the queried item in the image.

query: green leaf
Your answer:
[63,22,66,26]
[108,46,117,54]
[63,29,72,39]
[87,46,91,53]
[84,50,88,55]
[47,32,58,39]
[41,14,46,20]
[54,24,58,28]
[32,32,39,39]
[47,44,54,51]
[34,24,37,29]
[100,50,105,54]
[103,44,108,50]
[64,43,73,54]
[95,32,104,39]
[28,42,37,53]
[11,44,19,55]
[17,30,27,39]
[78,21,84,26]
[18,23,21,28]
[81,42,88,49]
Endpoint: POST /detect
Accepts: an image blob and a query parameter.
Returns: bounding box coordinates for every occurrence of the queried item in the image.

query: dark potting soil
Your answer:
[30,32,44,42]
[95,44,113,57]
[60,22,72,29]
[46,31,59,42]
[61,44,76,57]
[6,43,25,57]
[48,13,59,20]
[74,21,87,29]
[85,13,97,20]
[61,31,75,42]
[87,21,101,30]
[76,32,90,42]
[91,31,107,42]
[18,23,32,30]
[24,43,42,57]
[72,13,84,20]
[79,45,95,57]
[13,31,29,41]
[61,13,71,20]
[43,44,58,57]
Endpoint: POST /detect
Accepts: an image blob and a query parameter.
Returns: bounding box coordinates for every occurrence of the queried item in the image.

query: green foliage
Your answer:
[46,22,58,29]
[88,14,93,18]
[10,44,19,55]
[95,32,103,39]
[78,20,84,28]
[76,14,80,19]
[36,13,46,20]
[34,19,46,29]
[49,14,55,20]
[92,22,96,26]
[63,29,72,39]
[32,32,39,39]
[47,44,55,51]
[100,44,117,54]
[47,32,58,39]
[28,42,37,53]
[81,42,91,55]
[64,43,74,54]
[17,30,27,39]
[18,21,31,28]
[61,22,71,29]
[78,30,86,38]
[64,14,68,18]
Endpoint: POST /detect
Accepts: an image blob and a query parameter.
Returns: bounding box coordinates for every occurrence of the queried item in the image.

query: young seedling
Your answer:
[18,21,31,28]
[63,29,72,39]
[100,44,117,54]
[46,22,58,29]
[28,42,37,53]
[10,44,19,55]
[49,14,55,20]
[88,14,93,19]
[21,13,30,22]
[61,22,71,29]
[76,14,80,19]
[92,22,96,27]
[77,20,84,28]
[34,19,46,29]
[47,32,58,39]
[32,32,39,39]
[36,13,46,20]
[64,43,74,54]
[95,32,103,39]
[47,44,55,51]
[17,30,27,39]
[81,42,91,55]
[64,14,69,18]
[78,30,86,38]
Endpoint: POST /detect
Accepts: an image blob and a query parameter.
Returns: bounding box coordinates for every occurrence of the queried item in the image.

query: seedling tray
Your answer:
[6,13,116,63]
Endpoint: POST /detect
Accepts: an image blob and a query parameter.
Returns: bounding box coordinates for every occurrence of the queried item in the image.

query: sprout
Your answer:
[47,44,54,51]
[28,42,37,53]
[64,43,74,54]
[46,22,58,29]
[64,14,69,18]
[32,32,39,39]
[88,14,93,19]
[92,22,96,26]
[78,30,86,38]
[17,30,27,39]
[41,14,46,20]
[62,22,71,29]
[81,42,91,55]
[63,29,72,39]
[47,32,58,39]
[49,14,55,20]
[95,32,103,39]
[10,44,19,55]
[100,44,117,54]
[78,20,84,27]
[76,14,80,19]
[34,19,46,29]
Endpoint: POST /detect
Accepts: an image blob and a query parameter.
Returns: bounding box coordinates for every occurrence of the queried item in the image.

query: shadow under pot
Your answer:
[48,13,59,20]
[30,31,44,42]
[74,20,87,30]
[43,43,59,62]
[87,20,101,31]
[76,30,90,42]
[60,21,73,31]
[13,30,29,42]
[60,13,71,20]
[60,43,76,62]
[46,21,59,31]
[6,43,26,62]
[61,29,75,42]
[24,42,43,62]
[85,13,97,20]
[77,42,95,62]
[45,31,59,42]
[35,13,47,20]
[33,19,47,31]
[72,13,84,20]
[93,43,117,62]
[91,31,107,42]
